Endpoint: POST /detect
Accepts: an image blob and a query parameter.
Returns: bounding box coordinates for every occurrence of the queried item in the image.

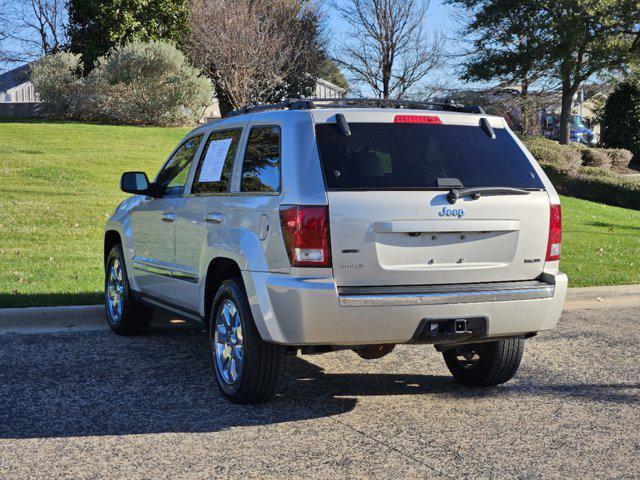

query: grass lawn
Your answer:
[1,120,639,308]
[0,119,189,308]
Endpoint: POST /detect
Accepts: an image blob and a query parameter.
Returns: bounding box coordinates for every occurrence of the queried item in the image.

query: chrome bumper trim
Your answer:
[338,281,555,307]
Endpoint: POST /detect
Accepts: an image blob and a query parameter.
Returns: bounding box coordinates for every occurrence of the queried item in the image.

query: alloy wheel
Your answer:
[213,299,244,385]
[106,258,124,323]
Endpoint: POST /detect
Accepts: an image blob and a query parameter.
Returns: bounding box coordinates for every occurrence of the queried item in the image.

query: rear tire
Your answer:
[209,278,286,404]
[105,244,153,335]
[442,339,524,387]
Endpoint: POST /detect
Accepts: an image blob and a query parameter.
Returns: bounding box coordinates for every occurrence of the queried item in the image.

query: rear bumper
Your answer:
[243,272,568,346]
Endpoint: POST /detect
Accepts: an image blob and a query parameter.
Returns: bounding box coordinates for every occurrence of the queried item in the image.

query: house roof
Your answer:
[0,64,32,92]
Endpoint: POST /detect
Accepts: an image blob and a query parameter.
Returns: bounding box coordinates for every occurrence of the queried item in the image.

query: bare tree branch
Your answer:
[1,0,66,68]
[187,0,326,115]
[333,0,443,99]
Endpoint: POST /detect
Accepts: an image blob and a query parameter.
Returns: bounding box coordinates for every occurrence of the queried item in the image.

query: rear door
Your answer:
[314,114,550,287]
[173,127,244,310]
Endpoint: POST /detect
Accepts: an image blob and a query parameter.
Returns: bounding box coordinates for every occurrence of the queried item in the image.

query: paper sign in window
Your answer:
[199,138,233,182]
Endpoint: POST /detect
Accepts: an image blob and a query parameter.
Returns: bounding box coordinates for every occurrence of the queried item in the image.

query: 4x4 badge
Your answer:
[438,206,465,218]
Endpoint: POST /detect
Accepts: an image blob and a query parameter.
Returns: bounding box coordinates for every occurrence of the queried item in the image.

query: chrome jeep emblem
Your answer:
[438,206,465,218]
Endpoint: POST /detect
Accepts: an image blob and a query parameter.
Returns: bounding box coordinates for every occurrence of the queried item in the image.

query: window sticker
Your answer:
[199,138,233,182]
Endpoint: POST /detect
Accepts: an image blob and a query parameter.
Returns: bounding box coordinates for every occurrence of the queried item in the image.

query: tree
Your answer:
[452,0,640,144]
[447,0,551,134]
[0,0,66,65]
[0,4,9,64]
[317,59,349,91]
[333,0,443,99]
[67,0,189,70]
[601,81,640,161]
[187,0,327,116]
[546,1,640,144]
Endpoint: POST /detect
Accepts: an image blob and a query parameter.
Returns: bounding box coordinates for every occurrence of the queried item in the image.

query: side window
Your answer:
[156,135,203,195]
[241,126,281,193]
[192,129,243,194]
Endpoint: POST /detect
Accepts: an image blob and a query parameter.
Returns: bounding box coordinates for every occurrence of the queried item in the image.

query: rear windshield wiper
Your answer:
[447,187,530,204]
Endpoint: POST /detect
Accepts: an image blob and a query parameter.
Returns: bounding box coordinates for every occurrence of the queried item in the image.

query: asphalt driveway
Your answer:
[0,304,638,479]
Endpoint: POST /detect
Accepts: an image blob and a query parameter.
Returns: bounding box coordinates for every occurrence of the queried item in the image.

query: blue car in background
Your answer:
[542,114,598,146]
[569,115,597,146]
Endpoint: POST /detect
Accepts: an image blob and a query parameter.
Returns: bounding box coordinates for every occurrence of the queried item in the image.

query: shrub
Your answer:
[601,81,640,162]
[520,134,640,209]
[578,166,617,178]
[604,148,634,171]
[30,53,83,115]
[521,135,581,186]
[569,174,640,210]
[580,148,611,169]
[79,40,213,126]
[31,41,213,126]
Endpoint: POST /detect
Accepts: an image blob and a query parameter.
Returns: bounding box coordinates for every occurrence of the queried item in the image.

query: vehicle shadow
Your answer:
[0,321,637,439]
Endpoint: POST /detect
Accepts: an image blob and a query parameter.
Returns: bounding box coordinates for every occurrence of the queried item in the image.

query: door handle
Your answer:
[162,212,175,223]
[204,212,224,224]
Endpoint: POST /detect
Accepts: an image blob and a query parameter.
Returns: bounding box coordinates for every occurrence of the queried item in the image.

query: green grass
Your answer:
[1,120,639,308]
[560,195,640,287]
[0,120,189,308]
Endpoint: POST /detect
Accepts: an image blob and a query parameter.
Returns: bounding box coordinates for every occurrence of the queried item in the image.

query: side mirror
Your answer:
[121,171,151,195]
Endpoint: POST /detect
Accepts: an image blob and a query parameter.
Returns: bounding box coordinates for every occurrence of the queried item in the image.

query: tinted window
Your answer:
[315,123,544,191]
[192,129,243,194]
[156,135,203,195]
[241,126,281,193]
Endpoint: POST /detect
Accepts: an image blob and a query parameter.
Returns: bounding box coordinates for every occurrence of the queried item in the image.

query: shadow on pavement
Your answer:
[0,321,637,439]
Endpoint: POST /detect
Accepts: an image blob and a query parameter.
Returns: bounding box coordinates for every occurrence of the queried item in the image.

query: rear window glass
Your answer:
[315,123,544,191]
[241,126,281,193]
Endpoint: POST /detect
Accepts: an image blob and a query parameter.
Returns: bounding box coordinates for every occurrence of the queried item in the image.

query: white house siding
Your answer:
[314,78,346,99]
[0,81,37,103]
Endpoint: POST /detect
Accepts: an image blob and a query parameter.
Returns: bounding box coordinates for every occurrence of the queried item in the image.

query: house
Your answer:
[312,78,347,99]
[0,64,37,103]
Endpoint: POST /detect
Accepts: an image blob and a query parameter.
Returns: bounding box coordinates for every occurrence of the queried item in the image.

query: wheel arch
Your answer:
[104,230,122,267]
[203,257,243,329]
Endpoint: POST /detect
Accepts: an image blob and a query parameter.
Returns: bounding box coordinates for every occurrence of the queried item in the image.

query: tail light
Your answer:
[279,206,331,267]
[546,204,562,261]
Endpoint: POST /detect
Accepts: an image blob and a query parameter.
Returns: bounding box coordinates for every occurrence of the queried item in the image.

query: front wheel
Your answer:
[209,278,286,404]
[442,339,524,387]
[105,244,153,335]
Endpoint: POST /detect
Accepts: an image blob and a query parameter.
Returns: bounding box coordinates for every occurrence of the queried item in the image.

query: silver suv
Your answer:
[104,98,567,403]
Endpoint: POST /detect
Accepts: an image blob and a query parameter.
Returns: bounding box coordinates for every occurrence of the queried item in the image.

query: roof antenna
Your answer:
[479,117,496,139]
[336,113,351,136]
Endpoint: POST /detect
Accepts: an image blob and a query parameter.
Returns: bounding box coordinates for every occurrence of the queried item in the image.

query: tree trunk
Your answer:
[212,77,234,117]
[382,55,392,99]
[520,81,532,135]
[558,82,578,145]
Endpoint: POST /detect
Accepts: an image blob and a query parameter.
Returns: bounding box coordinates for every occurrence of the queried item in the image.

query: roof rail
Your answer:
[225,98,316,118]
[224,97,485,118]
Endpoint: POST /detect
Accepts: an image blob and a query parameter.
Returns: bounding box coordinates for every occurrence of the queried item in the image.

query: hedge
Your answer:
[520,135,640,210]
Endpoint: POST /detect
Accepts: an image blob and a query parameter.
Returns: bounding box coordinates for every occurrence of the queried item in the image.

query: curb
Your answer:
[0,305,105,333]
[564,284,640,302]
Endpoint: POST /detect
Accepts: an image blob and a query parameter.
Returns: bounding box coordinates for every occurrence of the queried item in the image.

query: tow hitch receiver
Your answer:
[411,317,487,344]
